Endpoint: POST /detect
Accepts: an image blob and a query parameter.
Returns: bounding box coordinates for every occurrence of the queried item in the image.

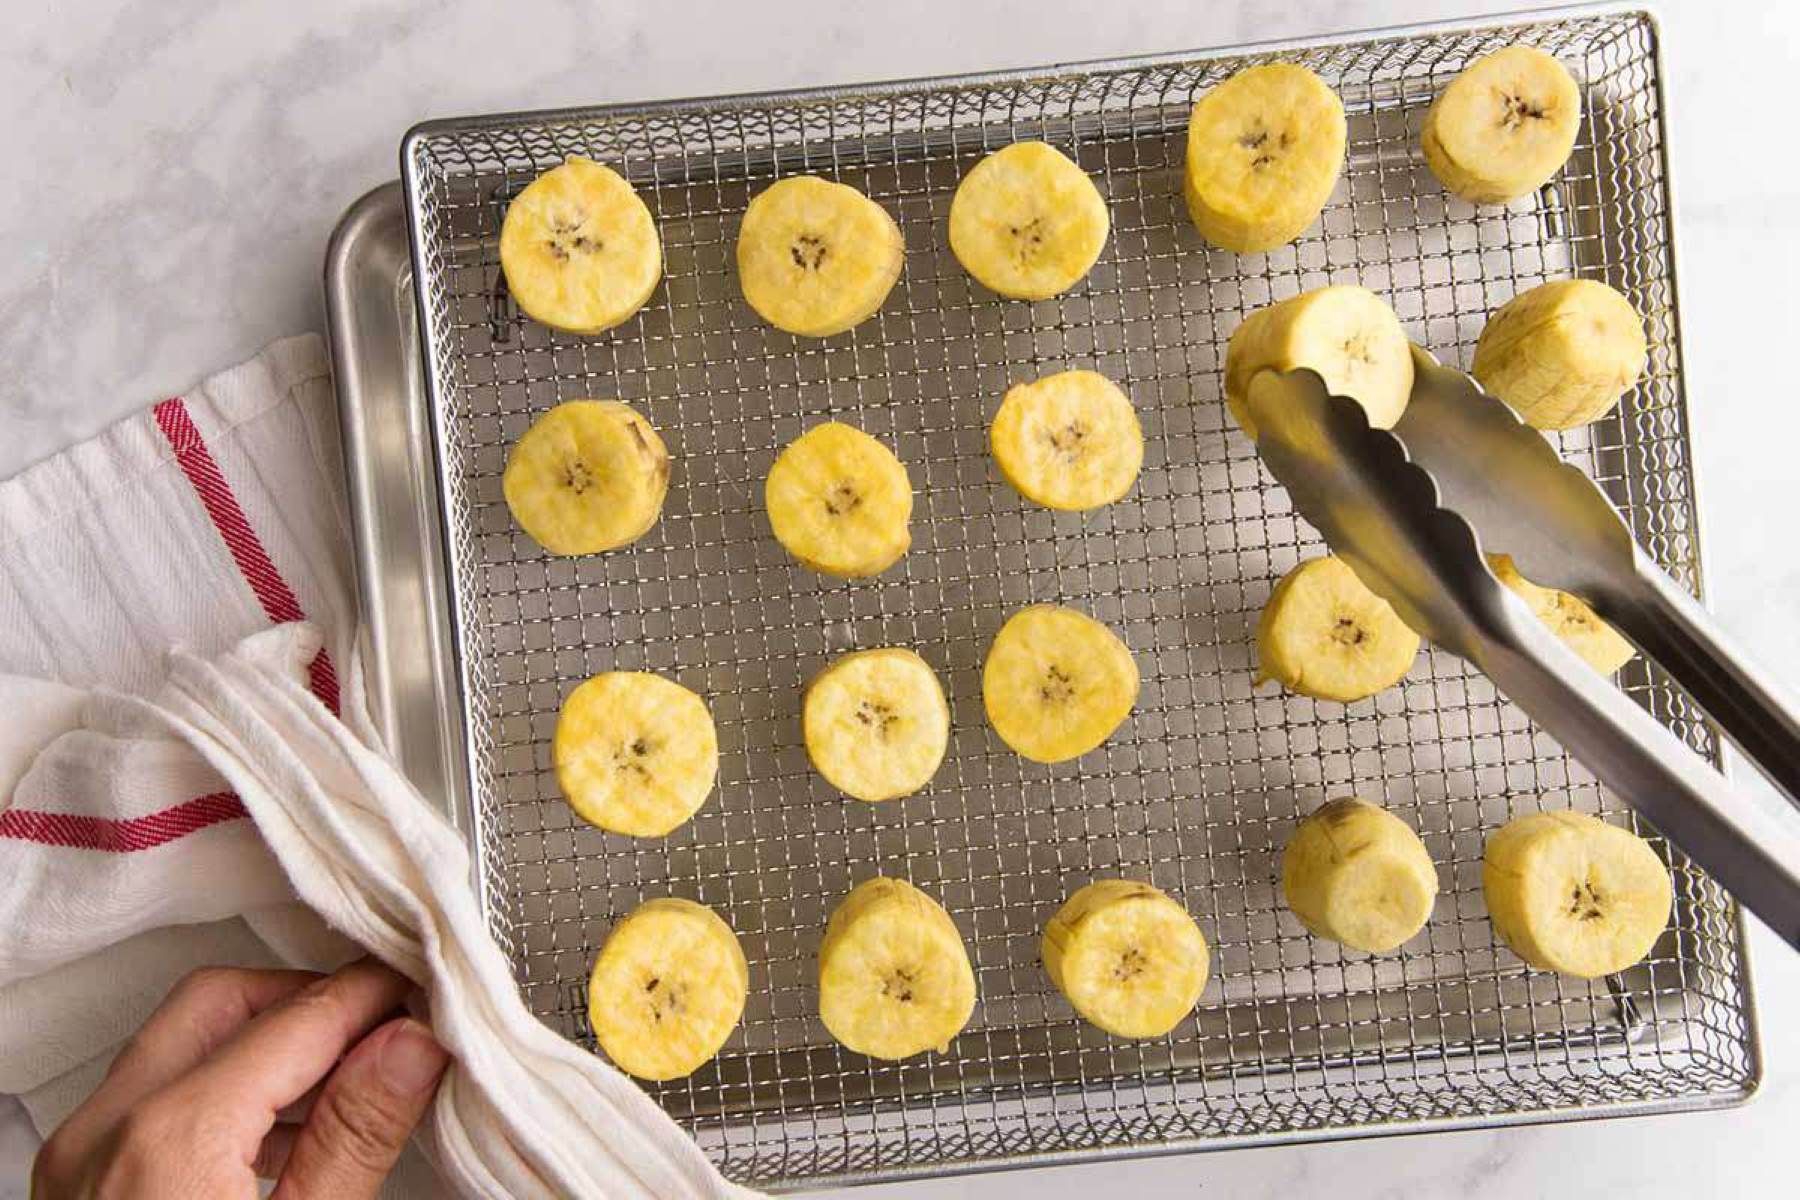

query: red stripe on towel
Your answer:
[154,397,340,714]
[0,792,248,852]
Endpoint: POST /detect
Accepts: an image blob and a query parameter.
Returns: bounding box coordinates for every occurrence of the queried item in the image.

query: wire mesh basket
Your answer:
[401,6,1756,1187]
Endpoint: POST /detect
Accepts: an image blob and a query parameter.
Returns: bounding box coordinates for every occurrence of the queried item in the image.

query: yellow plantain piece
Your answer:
[1422,46,1581,206]
[1282,798,1439,953]
[1256,555,1420,703]
[502,400,670,556]
[1483,810,1672,978]
[1489,554,1635,674]
[737,175,904,337]
[990,370,1144,511]
[499,156,662,334]
[1043,879,1210,1038]
[1183,63,1347,252]
[983,604,1139,764]
[1224,285,1413,442]
[765,422,913,578]
[949,141,1109,300]
[554,672,719,838]
[587,897,748,1080]
[803,648,950,803]
[818,877,977,1060]
[1472,279,1646,431]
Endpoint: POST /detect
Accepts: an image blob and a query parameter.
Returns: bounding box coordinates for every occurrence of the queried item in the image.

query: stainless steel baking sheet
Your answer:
[328,6,1759,1188]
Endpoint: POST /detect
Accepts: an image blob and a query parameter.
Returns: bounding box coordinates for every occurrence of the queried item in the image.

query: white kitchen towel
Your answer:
[0,336,755,1198]
[0,334,361,1124]
[34,624,753,1199]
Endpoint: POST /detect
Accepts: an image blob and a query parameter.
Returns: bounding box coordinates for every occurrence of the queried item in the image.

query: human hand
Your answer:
[32,959,449,1198]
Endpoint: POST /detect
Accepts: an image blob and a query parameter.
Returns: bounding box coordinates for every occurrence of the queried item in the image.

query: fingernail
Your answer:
[378,1019,450,1095]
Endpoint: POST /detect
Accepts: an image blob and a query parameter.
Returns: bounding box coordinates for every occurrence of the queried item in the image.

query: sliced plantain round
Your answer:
[1483,809,1671,978]
[587,897,748,1080]
[554,671,719,838]
[990,370,1144,511]
[499,156,663,335]
[1224,285,1413,442]
[983,604,1139,764]
[1256,555,1420,704]
[737,175,905,337]
[1183,63,1347,253]
[1042,879,1210,1038]
[1422,46,1581,206]
[503,400,671,556]
[1282,798,1439,953]
[803,647,950,803]
[1488,553,1635,674]
[765,422,913,578]
[948,141,1109,301]
[818,877,977,1060]
[1471,278,1646,431]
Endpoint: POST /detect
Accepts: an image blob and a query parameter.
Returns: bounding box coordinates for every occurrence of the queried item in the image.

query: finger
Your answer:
[38,966,321,1173]
[272,1017,449,1200]
[275,1079,324,1126]
[105,967,321,1104]
[254,1123,302,1180]
[161,959,414,1142]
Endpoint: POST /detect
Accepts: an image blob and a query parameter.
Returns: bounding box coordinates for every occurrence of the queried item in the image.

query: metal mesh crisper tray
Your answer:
[402,7,1756,1188]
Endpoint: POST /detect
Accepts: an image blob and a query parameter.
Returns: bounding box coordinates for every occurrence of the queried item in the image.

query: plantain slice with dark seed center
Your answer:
[502,400,671,556]
[499,156,662,334]
[737,175,904,337]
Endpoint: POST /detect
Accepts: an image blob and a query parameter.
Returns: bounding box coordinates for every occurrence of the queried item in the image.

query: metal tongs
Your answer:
[1248,350,1800,950]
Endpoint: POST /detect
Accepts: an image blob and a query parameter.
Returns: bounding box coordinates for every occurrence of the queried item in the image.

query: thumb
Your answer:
[272,1017,449,1200]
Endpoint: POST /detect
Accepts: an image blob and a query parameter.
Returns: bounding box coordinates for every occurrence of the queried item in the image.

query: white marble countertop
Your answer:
[3,0,1797,1195]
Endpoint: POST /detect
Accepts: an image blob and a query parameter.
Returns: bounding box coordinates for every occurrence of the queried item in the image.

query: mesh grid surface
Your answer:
[402,11,1755,1187]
